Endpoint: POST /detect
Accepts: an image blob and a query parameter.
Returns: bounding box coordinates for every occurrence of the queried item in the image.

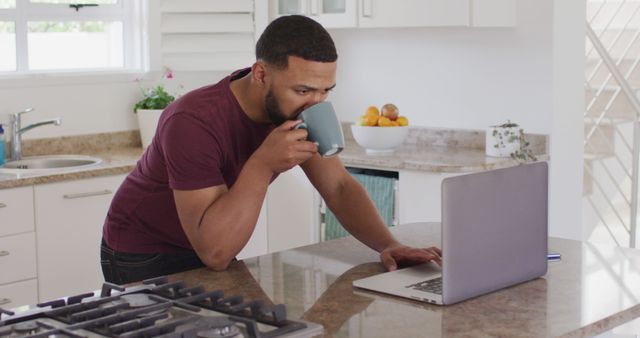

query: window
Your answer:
[0,0,142,74]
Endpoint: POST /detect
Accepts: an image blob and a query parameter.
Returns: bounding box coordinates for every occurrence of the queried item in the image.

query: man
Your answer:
[101,15,442,284]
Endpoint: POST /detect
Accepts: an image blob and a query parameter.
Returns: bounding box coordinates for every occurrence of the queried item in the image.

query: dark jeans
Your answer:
[100,239,205,285]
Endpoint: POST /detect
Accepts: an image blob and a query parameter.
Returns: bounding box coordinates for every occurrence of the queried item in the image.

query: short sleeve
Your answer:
[160,113,226,190]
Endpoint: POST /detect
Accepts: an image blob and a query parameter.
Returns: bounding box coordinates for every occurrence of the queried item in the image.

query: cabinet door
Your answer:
[0,232,37,285]
[236,200,268,260]
[35,175,126,301]
[269,0,357,28]
[0,186,34,237]
[270,0,308,17]
[358,0,469,28]
[0,279,38,309]
[471,0,516,27]
[309,0,357,28]
[267,166,319,252]
[398,170,460,224]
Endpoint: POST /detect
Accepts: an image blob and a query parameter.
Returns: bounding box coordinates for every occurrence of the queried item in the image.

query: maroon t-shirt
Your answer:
[103,68,275,253]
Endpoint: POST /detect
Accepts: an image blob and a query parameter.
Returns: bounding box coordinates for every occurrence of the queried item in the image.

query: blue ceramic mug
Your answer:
[295,101,345,157]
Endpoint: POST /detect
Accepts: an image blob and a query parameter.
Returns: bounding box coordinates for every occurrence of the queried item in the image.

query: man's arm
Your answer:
[301,155,442,270]
[174,120,317,271]
[301,156,396,251]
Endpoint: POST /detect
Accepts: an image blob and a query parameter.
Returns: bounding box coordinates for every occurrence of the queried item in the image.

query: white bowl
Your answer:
[351,125,409,154]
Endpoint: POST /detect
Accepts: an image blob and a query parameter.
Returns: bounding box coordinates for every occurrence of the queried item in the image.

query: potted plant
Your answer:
[134,83,176,149]
[485,120,537,162]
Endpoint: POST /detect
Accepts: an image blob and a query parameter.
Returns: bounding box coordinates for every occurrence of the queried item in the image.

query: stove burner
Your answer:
[135,307,169,318]
[120,294,157,308]
[12,321,39,333]
[196,317,241,338]
[0,278,323,338]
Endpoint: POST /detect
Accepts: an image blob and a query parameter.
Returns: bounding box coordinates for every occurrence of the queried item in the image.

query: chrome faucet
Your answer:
[10,108,62,161]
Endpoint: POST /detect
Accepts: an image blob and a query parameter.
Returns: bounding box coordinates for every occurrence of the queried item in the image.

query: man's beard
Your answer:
[265,89,289,126]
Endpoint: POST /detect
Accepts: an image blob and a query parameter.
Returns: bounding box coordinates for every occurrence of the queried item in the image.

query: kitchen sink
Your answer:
[0,155,103,174]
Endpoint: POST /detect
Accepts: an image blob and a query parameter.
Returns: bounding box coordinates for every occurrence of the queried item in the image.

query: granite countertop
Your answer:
[164,222,640,338]
[0,127,548,189]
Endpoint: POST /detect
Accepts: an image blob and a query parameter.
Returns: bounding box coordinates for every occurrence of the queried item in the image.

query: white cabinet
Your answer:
[471,0,516,27]
[269,0,516,28]
[267,166,319,252]
[397,170,464,224]
[0,186,37,308]
[358,0,469,28]
[0,280,38,310]
[236,200,269,260]
[270,0,357,28]
[34,175,125,301]
[0,233,37,285]
[0,186,35,237]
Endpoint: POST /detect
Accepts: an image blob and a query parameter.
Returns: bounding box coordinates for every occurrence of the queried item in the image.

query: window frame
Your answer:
[0,0,145,79]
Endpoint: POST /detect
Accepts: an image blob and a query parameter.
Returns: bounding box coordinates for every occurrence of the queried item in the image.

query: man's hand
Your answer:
[380,243,442,271]
[252,120,318,174]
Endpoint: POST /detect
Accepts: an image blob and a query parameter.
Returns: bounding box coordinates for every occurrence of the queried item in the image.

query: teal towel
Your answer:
[324,173,396,241]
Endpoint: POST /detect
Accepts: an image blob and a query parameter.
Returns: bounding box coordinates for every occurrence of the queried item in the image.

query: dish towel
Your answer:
[323,172,397,241]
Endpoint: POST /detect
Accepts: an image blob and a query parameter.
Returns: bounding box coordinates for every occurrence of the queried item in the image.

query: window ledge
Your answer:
[0,70,157,89]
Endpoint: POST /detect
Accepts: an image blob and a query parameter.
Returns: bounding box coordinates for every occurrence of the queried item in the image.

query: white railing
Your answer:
[585,0,640,248]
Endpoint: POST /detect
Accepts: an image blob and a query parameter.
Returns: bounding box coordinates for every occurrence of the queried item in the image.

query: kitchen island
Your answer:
[165,222,640,338]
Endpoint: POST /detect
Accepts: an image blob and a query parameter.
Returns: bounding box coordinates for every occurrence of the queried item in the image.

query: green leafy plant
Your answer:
[133,85,175,113]
[510,129,538,162]
[491,120,537,162]
[492,120,520,149]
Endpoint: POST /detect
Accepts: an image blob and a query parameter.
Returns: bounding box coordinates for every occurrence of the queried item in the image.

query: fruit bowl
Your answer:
[351,125,409,153]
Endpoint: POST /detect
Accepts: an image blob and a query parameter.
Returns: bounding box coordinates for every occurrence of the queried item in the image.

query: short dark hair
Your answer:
[256,15,338,69]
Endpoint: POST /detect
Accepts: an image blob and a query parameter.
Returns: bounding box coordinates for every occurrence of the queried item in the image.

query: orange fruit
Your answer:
[365,106,380,117]
[356,115,368,126]
[397,116,409,126]
[378,116,393,127]
[364,114,379,126]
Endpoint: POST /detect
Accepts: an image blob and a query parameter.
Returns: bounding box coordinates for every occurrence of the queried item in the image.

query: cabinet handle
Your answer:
[310,0,319,15]
[63,189,113,200]
[362,0,372,17]
[0,203,6,208]
[0,251,9,257]
[0,298,10,306]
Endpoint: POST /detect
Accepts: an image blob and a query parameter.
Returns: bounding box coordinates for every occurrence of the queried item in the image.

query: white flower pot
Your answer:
[136,109,163,149]
[486,125,520,157]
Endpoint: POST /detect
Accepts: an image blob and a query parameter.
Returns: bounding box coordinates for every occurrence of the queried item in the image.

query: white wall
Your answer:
[0,72,227,140]
[550,0,586,241]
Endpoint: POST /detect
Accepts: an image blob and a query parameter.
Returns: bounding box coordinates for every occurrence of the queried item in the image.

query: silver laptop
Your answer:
[353,162,548,305]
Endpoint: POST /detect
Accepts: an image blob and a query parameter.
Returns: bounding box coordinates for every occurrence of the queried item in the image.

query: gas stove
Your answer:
[0,276,323,338]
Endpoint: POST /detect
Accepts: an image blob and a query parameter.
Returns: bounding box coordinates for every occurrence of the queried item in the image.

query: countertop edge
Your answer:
[559,303,640,338]
[0,164,136,189]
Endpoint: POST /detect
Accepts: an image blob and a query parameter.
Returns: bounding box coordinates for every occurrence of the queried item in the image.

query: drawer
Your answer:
[0,186,35,237]
[0,279,38,309]
[0,232,37,285]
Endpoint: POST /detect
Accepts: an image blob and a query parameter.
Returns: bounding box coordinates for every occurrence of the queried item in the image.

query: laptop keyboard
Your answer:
[407,277,442,294]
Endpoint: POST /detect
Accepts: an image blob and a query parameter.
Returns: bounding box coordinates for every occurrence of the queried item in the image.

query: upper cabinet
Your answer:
[358,0,469,28]
[471,0,516,27]
[270,0,357,28]
[269,0,516,28]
